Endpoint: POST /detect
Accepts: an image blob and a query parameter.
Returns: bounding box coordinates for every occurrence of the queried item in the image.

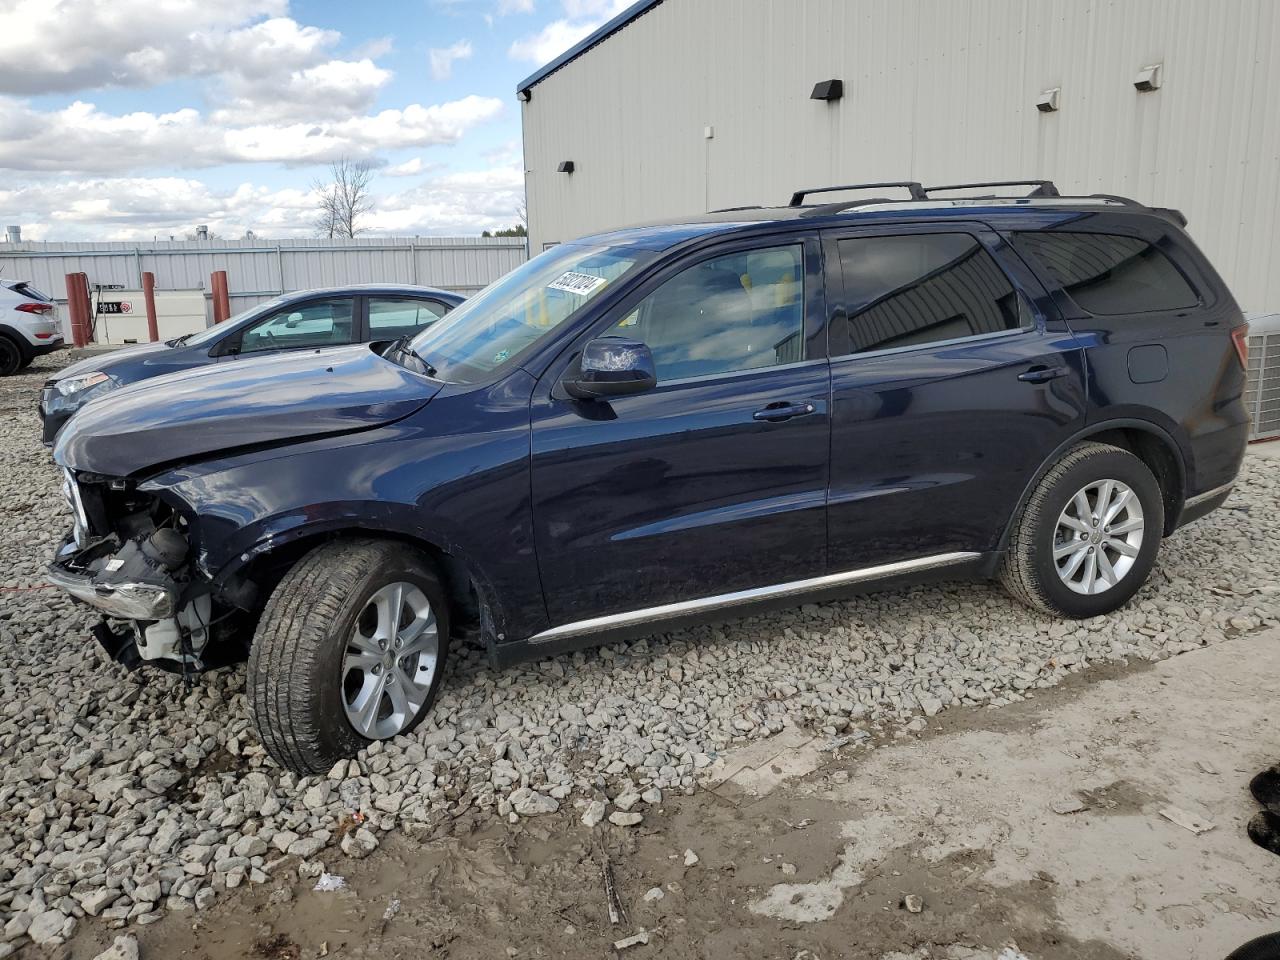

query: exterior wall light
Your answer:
[558,161,575,174]
[1036,88,1061,113]
[517,88,532,102]
[1133,64,1162,92]
[810,79,843,101]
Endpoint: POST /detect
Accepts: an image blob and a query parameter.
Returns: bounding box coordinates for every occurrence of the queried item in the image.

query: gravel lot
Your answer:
[2,353,1278,955]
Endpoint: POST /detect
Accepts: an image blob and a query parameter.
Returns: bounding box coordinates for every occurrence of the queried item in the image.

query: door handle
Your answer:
[1017,366,1069,383]
[753,401,816,422]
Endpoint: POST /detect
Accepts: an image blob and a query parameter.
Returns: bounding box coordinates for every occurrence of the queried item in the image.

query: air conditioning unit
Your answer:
[1245,313,1280,441]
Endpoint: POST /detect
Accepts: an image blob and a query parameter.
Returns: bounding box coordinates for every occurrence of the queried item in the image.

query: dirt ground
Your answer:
[48,626,1280,960]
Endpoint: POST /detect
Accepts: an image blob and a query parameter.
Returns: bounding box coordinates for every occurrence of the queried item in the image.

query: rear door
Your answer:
[529,235,831,627]
[823,222,1087,569]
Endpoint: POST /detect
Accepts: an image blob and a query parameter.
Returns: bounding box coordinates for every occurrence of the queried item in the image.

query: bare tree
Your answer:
[313,156,374,238]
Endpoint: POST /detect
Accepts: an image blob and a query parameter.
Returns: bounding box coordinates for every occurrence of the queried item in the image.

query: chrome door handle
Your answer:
[1017,366,1069,383]
[753,401,816,422]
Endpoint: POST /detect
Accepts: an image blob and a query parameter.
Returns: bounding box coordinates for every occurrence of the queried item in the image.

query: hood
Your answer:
[55,341,171,381]
[55,344,440,476]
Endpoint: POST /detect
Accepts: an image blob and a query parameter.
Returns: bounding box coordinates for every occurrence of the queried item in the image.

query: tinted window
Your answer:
[836,234,1027,354]
[604,245,804,382]
[1016,231,1199,315]
[368,297,448,339]
[238,298,355,354]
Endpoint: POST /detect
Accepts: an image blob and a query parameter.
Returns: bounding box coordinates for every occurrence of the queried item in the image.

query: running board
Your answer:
[526,551,981,646]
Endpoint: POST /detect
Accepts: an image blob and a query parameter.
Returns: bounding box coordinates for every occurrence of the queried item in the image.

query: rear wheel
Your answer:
[1001,442,1164,618]
[0,337,22,376]
[248,539,450,774]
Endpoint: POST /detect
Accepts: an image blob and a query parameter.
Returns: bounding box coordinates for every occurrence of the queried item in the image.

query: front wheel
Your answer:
[1001,442,1164,618]
[248,539,450,774]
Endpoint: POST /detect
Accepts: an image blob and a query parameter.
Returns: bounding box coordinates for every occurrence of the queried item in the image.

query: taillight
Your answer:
[15,302,52,314]
[1231,324,1249,369]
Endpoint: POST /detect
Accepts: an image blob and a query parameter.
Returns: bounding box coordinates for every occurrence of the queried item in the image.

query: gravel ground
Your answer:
[2,353,1278,954]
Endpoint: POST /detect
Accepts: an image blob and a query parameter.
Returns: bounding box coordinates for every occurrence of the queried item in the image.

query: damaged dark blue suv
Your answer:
[47,181,1250,774]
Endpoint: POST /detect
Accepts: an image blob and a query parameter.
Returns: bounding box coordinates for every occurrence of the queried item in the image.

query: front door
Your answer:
[530,237,831,627]
[823,223,1088,569]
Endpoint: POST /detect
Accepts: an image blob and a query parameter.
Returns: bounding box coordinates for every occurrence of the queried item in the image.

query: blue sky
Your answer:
[0,0,631,239]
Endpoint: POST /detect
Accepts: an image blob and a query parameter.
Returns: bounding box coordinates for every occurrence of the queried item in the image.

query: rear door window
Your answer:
[1015,231,1199,315]
[834,233,1029,355]
[368,297,449,340]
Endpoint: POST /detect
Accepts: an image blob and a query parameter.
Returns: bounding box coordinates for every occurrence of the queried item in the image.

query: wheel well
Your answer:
[1086,427,1184,534]
[239,529,482,636]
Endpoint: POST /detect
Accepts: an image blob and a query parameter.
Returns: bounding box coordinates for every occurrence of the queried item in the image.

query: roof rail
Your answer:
[789,182,928,207]
[925,180,1061,198]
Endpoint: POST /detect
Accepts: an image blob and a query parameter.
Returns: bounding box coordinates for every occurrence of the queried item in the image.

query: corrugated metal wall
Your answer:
[522,0,1280,316]
[0,236,528,331]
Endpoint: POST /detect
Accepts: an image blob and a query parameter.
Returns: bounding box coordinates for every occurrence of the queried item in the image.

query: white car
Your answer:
[0,280,64,375]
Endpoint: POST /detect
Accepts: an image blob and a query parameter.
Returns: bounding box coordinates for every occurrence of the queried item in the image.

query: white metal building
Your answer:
[518,0,1280,319]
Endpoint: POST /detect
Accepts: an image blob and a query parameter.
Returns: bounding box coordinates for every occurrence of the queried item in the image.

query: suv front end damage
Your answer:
[47,468,230,674]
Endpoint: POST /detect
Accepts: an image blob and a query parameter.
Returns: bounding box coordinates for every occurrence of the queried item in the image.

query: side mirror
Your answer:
[563,336,657,400]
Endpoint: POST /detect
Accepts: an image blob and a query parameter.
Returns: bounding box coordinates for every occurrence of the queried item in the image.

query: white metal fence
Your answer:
[0,236,528,333]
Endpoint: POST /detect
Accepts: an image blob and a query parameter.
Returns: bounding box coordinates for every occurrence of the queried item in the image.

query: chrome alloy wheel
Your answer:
[342,581,439,739]
[1053,479,1145,595]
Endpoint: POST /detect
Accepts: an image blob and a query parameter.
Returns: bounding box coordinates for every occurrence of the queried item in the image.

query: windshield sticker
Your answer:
[547,271,608,296]
[492,348,510,364]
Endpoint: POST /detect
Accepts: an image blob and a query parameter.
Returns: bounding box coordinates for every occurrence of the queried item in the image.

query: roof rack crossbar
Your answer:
[789,182,928,207]
[925,179,1061,198]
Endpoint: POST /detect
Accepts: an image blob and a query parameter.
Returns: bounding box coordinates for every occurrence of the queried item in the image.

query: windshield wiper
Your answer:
[382,336,437,377]
[165,332,195,347]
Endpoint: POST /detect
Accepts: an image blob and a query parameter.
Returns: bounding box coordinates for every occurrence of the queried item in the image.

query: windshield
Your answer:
[182,297,288,346]
[409,243,650,383]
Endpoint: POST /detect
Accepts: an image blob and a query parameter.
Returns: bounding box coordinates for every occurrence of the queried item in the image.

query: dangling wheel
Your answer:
[248,539,450,774]
[1001,442,1164,618]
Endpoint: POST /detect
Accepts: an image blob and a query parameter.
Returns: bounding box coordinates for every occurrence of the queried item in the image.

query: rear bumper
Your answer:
[28,336,65,357]
[46,559,176,620]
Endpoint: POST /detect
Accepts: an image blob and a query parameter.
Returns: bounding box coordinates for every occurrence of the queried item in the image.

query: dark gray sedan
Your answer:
[38,283,464,444]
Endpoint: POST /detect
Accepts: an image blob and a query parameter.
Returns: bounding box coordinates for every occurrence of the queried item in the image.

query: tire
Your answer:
[1001,442,1164,618]
[0,336,22,376]
[248,538,451,774]
[1225,931,1280,960]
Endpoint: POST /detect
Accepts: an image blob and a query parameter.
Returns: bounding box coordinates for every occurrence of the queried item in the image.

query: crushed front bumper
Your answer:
[46,559,177,620]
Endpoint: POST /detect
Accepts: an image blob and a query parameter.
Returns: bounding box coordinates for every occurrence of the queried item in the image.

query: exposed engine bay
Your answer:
[47,469,254,676]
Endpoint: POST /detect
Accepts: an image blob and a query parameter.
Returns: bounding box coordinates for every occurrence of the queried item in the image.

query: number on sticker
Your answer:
[547,272,607,296]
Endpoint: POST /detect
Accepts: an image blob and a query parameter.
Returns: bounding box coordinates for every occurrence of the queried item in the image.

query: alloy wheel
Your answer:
[342,581,439,739]
[1053,479,1145,595]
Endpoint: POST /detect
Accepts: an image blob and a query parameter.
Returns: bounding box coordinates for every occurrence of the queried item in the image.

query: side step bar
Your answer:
[526,551,980,646]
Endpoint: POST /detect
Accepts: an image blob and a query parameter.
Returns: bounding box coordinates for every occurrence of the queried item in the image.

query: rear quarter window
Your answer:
[1016,231,1199,315]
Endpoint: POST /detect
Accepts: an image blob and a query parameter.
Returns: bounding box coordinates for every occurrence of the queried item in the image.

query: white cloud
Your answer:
[0,1,288,94]
[0,95,505,173]
[428,40,474,81]
[384,157,426,177]
[0,166,526,240]
[508,0,631,64]
[497,0,535,14]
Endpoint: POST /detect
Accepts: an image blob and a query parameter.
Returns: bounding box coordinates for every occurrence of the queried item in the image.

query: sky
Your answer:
[0,0,634,240]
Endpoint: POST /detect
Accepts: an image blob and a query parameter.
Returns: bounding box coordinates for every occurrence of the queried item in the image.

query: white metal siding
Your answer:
[0,237,529,332]
[523,0,1280,315]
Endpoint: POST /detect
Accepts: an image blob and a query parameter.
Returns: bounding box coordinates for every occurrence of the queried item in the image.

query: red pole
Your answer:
[211,270,231,324]
[65,272,90,347]
[142,272,159,343]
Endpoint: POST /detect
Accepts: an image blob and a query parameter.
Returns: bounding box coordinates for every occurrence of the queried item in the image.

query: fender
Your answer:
[0,323,32,354]
[211,513,515,647]
[992,416,1188,562]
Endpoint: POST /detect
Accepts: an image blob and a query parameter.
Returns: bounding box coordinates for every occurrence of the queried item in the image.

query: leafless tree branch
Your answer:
[313,156,374,239]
